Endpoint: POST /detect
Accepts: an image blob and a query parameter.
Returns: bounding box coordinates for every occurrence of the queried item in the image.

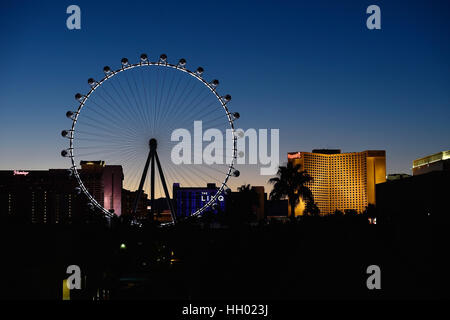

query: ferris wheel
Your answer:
[61,53,241,225]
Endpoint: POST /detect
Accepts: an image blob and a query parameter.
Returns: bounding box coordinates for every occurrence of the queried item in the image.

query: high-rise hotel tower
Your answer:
[287,149,386,215]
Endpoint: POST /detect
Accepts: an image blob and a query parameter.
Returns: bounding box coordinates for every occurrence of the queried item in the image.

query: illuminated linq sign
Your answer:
[13,170,29,176]
[174,189,226,218]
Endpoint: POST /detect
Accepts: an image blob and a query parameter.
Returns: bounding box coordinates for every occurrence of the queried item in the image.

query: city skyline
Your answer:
[1,0,450,191]
[1,1,449,302]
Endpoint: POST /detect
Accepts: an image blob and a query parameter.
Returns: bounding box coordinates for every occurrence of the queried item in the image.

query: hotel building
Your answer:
[0,161,123,224]
[172,183,226,219]
[80,161,123,216]
[412,150,450,176]
[287,149,386,215]
[0,169,83,224]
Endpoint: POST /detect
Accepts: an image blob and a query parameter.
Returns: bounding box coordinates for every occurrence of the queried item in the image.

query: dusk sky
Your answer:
[1,0,449,190]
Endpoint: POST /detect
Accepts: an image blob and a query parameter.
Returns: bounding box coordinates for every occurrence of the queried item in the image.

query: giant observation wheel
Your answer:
[61,53,241,226]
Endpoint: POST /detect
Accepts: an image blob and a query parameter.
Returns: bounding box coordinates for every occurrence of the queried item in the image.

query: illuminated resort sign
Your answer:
[201,192,225,203]
[287,152,301,160]
[173,184,227,219]
[13,170,29,176]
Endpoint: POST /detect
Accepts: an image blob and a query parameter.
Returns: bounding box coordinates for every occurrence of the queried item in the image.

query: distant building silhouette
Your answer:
[387,173,411,181]
[377,170,450,224]
[251,186,266,221]
[412,150,450,176]
[80,161,123,216]
[0,169,83,224]
[152,198,173,223]
[265,199,288,221]
[311,149,341,155]
[288,149,386,215]
[0,161,123,224]
[121,189,148,220]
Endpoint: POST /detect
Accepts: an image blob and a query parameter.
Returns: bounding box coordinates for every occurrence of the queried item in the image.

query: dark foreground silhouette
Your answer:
[1,209,449,300]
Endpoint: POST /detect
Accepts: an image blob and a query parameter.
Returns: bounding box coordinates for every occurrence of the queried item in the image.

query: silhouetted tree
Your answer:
[268,162,313,220]
[334,209,344,217]
[304,201,320,216]
[344,209,358,216]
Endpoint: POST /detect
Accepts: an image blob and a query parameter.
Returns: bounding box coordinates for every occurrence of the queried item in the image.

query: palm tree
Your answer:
[304,200,320,216]
[268,162,313,220]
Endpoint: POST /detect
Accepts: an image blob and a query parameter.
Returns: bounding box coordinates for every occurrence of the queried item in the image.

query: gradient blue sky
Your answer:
[0,0,449,188]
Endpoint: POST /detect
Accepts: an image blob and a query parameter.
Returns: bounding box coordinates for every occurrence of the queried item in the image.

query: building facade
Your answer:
[412,150,450,176]
[377,170,450,224]
[0,161,124,224]
[287,149,386,215]
[173,183,226,219]
[387,173,411,181]
[121,189,149,219]
[80,161,123,216]
[0,169,83,224]
[251,186,266,221]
